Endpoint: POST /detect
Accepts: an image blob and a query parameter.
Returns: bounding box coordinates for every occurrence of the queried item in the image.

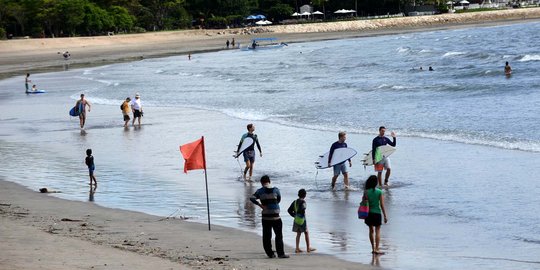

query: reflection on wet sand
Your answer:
[88,186,95,202]
[237,182,256,228]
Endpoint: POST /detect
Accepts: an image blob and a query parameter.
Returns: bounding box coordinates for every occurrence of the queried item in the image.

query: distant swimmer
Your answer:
[236,123,262,181]
[505,61,512,75]
[429,66,434,71]
[329,131,352,190]
[419,66,423,71]
[372,126,396,187]
[25,73,31,92]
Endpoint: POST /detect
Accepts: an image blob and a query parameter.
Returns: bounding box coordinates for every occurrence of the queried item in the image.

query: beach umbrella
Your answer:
[301,11,311,16]
[312,11,324,15]
[255,14,266,20]
[264,20,273,25]
[292,12,301,16]
[446,1,454,4]
[334,9,348,14]
[459,0,469,3]
[255,20,266,25]
[246,15,256,20]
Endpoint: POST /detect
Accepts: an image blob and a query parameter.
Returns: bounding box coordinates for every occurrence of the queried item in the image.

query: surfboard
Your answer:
[362,145,396,166]
[69,106,80,117]
[234,137,254,158]
[26,90,46,94]
[315,147,357,169]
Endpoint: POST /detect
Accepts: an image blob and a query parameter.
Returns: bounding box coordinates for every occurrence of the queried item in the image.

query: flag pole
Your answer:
[201,136,211,231]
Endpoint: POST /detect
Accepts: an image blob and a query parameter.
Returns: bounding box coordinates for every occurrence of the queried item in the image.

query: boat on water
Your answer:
[242,38,288,50]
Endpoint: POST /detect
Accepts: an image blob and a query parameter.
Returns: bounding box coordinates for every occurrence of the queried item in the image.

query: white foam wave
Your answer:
[155,69,164,74]
[396,47,410,53]
[519,54,540,62]
[443,51,466,58]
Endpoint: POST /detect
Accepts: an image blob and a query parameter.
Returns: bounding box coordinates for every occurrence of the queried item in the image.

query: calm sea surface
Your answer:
[1,21,540,269]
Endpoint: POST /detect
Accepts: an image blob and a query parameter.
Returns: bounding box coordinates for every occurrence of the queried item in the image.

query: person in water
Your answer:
[252,40,257,49]
[429,66,434,71]
[121,97,131,127]
[25,73,31,92]
[85,149,97,188]
[76,94,91,129]
[287,188,316,253]
[372,126,396,187]
[236,123,262,181]
[363,175,388,255]
[505,61,512,75]
[130,93,143,127]
[250,175,289,259]
[328,131,352,190]
[31,85,38,92]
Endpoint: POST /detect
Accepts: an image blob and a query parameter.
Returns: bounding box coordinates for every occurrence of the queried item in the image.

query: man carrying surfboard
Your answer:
[75,94,91,129]
[372,126,396,187]
[236,124,262,181]
[329,131,352,190]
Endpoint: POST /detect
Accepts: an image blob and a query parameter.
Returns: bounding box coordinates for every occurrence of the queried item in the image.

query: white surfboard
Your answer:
[235,137,254,158]
[362,145,396,166]
[315,148,357,169]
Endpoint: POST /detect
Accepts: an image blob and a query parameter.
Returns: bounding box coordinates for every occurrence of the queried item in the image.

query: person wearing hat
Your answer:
[121,97,131,127]
[130,93,143,127]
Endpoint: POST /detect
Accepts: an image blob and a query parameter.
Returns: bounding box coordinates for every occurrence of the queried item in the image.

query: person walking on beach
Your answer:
[250,175,289,259]
[25,73,31,92]
[287,188,316,254]
[363,175,388,255]
[505,61,512,75]
[121,97,131,127]
[231,38,236,48]
[76,94,91,129]
[130,93,143,127]
[236,124,262,181]
[85,149,97,188]
[372,126,396,187]
[328,131,352,190]
[226,39,230,48]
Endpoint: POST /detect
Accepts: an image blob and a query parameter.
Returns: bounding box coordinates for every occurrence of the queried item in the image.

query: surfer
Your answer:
[363,175,388,255]
[250,175,289,259]
[328,131,352,190]
[75,94,91,129]
[372,126,396,187]
[130,93,143,127]
[85,149,97,188]
[236,123,262,181]
[25,73,31,92]
[121,97,131,127]
[505,61,512,75]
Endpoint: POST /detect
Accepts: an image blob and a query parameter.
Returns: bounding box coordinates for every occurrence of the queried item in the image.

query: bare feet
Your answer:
[307,248,316,253]
[295,249,303,253]
[372,250,385,255]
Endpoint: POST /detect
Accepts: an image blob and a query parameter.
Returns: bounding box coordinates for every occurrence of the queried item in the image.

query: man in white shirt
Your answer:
[130,93,143,127]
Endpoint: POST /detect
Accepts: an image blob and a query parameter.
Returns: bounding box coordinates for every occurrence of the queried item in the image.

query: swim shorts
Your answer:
[375,157,391,172]
[88,165,95,175]
[333,162,348,176]
[133,110,142,118]
[123,114,130,121]
[364,212,382,227]
[243,150,255,163]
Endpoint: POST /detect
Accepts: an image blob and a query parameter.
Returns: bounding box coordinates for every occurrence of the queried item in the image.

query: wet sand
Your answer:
[0,180,371,270]
[1,8,540,79]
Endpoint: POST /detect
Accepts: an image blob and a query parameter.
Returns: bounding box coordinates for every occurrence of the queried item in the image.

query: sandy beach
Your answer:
[1,8,540,78]
[0,180,370,270]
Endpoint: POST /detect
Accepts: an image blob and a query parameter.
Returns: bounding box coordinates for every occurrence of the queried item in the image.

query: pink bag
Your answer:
[358,193,369,219]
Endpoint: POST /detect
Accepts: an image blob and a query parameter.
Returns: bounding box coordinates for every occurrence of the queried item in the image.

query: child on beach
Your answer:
[85,149,97,187]
[287,189,316,253]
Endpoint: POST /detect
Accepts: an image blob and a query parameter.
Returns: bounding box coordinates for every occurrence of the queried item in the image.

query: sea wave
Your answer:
[518,54,540,62]
[442,51,467,58]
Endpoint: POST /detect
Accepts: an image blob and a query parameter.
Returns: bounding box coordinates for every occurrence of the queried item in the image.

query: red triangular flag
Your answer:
[179,137,206,173]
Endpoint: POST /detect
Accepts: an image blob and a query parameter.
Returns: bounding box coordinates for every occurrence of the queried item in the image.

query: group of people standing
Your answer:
[74,93,143,129]
[239,124,397,257]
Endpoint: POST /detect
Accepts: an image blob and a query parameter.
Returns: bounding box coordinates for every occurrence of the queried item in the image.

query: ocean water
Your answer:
[1,21,540,269]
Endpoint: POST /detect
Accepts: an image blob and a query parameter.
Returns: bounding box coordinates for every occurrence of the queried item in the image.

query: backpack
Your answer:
[293,200,305,226]
[120,103,124,111]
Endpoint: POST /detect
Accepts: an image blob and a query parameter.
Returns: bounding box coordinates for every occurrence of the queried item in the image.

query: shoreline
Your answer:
[1,8,540,79]
[0,180,369,270]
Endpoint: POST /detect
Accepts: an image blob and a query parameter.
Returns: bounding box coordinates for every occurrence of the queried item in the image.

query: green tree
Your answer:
[109,5,135,32]
[267,3,293,22]
[81,2,113,35]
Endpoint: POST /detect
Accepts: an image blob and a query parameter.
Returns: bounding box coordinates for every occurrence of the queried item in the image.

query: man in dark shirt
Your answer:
[328,131,352,190]
[236,123,263,181]
[372,126,397,187]
[250,175,289,259]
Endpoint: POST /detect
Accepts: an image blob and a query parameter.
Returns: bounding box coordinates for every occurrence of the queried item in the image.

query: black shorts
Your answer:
[123,114,130,121]
[364,212,382,227]
[133,110,142,118]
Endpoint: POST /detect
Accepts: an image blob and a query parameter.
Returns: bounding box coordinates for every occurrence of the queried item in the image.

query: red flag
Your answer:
[179,137,206,173]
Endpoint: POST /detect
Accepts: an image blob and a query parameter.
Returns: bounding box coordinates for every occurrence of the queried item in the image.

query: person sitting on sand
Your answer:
[363,175,388,255]
[287,189,316,254]
[505,61,512,75]
[63,51,70,60]
[31,85,38,92]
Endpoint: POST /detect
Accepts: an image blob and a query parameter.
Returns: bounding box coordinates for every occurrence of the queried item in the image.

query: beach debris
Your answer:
[61,218,83,222]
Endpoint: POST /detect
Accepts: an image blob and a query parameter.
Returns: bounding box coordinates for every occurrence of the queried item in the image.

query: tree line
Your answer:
[0,0,441,38]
